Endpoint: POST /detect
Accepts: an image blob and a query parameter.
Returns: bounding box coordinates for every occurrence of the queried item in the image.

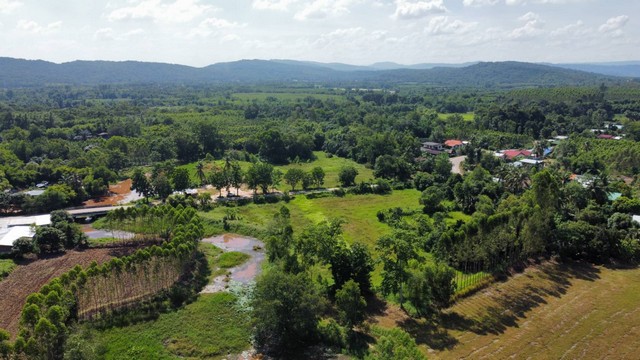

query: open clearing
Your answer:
[370,260,640,359]
[0,248,136,337]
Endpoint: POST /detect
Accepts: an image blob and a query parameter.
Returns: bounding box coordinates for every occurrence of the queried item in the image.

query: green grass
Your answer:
[87,237,119,247]
[83,292,250,360]
[0,259,16,279]
[201,189,422,248]
[439,112,474,122]
[177,151,374,192]
[218,252,251,268]
[198,242,251,280]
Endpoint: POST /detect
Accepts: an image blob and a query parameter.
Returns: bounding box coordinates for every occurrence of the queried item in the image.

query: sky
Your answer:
[0,0,638,67]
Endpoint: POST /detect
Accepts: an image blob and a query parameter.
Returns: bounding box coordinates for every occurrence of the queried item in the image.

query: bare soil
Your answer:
[0,247,136,338]
[83,179,137,207]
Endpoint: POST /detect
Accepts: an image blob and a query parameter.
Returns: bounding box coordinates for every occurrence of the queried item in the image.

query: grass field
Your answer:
[439,112,475,122]
[275,151,374,191]
[371,260,640,359]
[82,292,251,360]
[200,189,422,248]
[178,151,374,192]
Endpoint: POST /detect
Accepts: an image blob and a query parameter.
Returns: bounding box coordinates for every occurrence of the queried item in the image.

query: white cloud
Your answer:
[0,0,21,14]
[550,20,586,37]
[94,27,145,41]
[94,27,116,41]
[425,16,476,35]
[463,0,499,7]
[108,0,214,23]
[295,0,361,20]
[518,11,539,22]
[252,0,298,11]
[393,0,446,20]
[599,15,628,36]
[509,12,544,39]
[188,17,245,38]
[466,0,590,6]
[17,20,62,34]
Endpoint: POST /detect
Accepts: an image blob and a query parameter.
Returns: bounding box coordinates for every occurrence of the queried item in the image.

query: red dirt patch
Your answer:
[83,179,134,207]
[0,247,136,338]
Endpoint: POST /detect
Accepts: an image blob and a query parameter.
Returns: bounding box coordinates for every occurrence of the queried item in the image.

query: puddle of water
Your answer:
[201,234,265,293]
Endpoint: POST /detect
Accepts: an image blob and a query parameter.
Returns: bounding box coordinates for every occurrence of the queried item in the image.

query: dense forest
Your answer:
[2,79,640,358]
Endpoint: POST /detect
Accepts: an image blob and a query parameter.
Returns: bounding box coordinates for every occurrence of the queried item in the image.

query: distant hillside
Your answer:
[553,62,640,78]
[0,57,624,88]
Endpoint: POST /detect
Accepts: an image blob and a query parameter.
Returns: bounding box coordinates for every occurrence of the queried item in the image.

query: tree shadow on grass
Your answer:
[398,316,460,351]
[443,261,601,336]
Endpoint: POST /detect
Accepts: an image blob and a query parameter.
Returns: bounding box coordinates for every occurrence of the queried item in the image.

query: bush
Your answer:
[332,188,346,197]
[12,237,36,258]
[365,327,426,360]
[317,319,347,349]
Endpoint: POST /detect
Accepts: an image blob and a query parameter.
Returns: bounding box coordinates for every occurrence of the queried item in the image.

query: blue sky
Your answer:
[0,0,637,66]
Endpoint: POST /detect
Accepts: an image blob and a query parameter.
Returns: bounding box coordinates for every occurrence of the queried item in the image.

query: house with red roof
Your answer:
[501,149,532,160]
[444,139,464,148]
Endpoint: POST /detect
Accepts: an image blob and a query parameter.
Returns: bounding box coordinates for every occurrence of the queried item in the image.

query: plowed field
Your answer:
[0,247,135,337]
[370,261,640,359]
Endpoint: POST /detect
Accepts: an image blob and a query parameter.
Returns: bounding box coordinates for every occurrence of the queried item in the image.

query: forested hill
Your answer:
[0,57,624,88]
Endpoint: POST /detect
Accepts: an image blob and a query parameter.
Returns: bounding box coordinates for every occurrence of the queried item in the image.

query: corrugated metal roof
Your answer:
[0,226,35,247]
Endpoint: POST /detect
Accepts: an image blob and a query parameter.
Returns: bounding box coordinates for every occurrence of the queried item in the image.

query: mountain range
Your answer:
[0,57,638,89]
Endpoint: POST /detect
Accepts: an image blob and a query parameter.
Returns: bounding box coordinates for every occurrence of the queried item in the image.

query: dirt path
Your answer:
[0,247,136,337]
[450,155,466,175]
[200,234,265,293]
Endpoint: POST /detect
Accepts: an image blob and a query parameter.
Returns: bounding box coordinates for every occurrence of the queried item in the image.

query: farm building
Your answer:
[0,226,35,253]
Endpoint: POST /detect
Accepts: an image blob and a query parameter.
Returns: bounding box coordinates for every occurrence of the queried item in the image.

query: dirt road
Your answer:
[450,155,466,175]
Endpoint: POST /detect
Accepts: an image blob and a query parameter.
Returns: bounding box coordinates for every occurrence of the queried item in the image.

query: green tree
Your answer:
[251,268,326,354]
[420,186,444,215]
[338,165,358,187]
[172,167,191,192]
[34,226,66,254]
[434,153,452,182]
[229,161,244,195]
[131,168,152,202]
[284,168,305,191]
[196,162,207,186]
[365,328,426,360]
[12,236,35,258]
[376,230,420,307]
[152,172,173,200]
[335,280,367,329]
[246,162,275,194]
[0,328,12,358]
[311,166,325,188]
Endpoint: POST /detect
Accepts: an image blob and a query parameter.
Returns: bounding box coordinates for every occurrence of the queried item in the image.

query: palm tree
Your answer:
[196,162,207,186]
